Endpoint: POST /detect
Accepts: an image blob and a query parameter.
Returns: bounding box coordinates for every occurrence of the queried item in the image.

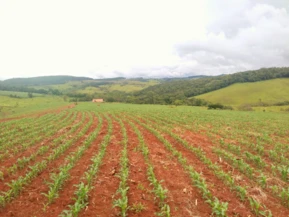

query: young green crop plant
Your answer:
[130,202,146,213]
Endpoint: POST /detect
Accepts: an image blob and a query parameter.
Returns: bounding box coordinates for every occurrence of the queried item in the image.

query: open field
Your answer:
[0,91,44,98]
[0,103,289,216]
[31,79,160,94]
[0,95,68,118]
[196,78,289,106]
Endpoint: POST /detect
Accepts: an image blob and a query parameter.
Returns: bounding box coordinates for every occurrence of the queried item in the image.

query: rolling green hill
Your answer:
[32,78,159,94]
[133,67,289,104]
[0,75,161,102]
[2,67,289,106]
[196,78,289,106]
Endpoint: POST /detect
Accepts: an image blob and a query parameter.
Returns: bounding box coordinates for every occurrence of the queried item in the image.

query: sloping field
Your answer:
[196,78,289,106]
[0,95,68,118]
[0,103,289,216]
[31,79,160,94]
[0,91,44,98]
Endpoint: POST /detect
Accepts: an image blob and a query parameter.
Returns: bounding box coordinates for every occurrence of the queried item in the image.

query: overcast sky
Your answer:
[0,0,289,79]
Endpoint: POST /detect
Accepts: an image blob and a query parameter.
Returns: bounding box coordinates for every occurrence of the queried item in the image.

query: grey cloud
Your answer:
[173,1,289,76]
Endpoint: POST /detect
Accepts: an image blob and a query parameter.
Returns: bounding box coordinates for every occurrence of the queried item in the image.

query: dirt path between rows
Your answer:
[0,112,95,217]
[0,111,78,179]
[36,115,109,217]
[146,115,289,216]
[0,104,74,123]
[131,119,212,217]
[79,119,123,217]
[124,121,158,217]
[177,129,289,216]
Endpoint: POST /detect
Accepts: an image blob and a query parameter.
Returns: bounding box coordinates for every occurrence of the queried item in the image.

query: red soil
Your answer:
[0,104,74,123]
[161,129,253,216]
[35,114,109,217]
[177,129,289,217]
[131,120,212,217]
[0,112,64,141]
[79,119,123,217]
[0,112,81,187]
[0,112,94,217]
[124,121,159,217]
[136,116,289,216]
[1,111,288,217]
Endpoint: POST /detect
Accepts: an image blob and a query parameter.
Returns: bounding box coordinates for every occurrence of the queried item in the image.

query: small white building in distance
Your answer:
[92,98,104,103]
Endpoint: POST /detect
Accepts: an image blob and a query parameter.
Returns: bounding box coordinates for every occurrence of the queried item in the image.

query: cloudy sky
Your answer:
[0,0,289,79]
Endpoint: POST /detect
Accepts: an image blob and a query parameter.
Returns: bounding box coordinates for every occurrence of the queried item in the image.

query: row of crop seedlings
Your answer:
[0,111,71,151]
[2,111,70,140]
[217,134,289,186]
[0,113,54,138]
[158,111,289,173]
[153,111,288,210]
[0,111,76,163]
[128,121,170,217]
[144,111,289,209]
[43,113,103,206]
[147,111,239,143]
[133,116,231,216]
[0,112,86,181]
[60,114,113,217]
[250,139,289,172]
[151,111,231,140]
[217,129,289,169]
[214,147,289,208]
[112,115,129,217]
[152,111,286,165]
[211,117,279,147]
[268,142,289,166]
[148,112,289,185]
[219,139,289,185]
[234,138,289,177]
[0,111,94,207]
[0,113,66,162]
[0,110,63,131]
[141,115,274,216]
[0,112,61,145]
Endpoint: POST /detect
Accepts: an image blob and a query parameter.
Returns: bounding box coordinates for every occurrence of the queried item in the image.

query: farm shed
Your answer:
[92,98,104,103]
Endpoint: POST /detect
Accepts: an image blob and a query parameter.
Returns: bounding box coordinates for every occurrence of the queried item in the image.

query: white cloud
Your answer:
[0,0,288,79]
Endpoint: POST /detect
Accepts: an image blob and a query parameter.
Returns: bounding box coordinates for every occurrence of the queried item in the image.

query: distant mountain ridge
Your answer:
[3,75,93,86]
[1,75,207,86]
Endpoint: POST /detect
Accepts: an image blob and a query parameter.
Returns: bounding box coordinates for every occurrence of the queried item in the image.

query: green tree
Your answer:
[28,92,33,98]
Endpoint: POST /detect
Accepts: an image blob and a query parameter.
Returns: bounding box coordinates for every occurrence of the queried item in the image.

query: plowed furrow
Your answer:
[79,119,123,217]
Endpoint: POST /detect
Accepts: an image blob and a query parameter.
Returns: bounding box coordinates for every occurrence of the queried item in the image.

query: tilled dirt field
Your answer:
[1,104,289,217]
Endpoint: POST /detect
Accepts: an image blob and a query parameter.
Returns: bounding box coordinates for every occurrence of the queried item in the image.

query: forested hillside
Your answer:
[133,67,289,104]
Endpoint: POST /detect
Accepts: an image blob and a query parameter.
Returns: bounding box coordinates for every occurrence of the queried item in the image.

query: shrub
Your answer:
[208,103,233,110]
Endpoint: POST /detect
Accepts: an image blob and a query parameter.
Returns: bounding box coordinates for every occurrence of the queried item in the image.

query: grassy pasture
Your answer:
[196,78,289,106]
[0,90,44,98]
[0,95,68,117]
